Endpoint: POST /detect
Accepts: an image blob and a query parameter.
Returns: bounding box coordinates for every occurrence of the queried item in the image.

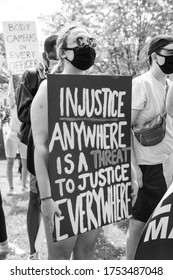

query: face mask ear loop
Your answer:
[65,57,72,63]
[155,53,165,67]
[156,53,165,57]
[63,48,75,64]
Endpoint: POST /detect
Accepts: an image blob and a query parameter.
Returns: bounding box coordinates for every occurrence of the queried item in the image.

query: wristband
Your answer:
[40,196,52,201]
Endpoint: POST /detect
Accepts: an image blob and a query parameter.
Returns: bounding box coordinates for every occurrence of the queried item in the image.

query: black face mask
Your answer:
[65,45,96,70]
[157,53,173,74]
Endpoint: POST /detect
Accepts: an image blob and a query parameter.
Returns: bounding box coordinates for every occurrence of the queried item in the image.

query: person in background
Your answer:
[0,190,26,259]
[126,35,173,259]
[5,73,28,195]
[16,34,58,260]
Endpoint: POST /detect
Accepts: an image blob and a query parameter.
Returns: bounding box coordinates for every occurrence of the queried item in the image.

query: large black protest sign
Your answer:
[135,183,173,260]
[48,74,132,241]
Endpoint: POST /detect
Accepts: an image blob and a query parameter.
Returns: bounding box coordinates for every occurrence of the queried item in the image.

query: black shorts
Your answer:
[132,164,167,223]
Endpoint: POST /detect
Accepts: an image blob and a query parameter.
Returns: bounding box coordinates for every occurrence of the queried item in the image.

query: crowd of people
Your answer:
[1,23,173,260]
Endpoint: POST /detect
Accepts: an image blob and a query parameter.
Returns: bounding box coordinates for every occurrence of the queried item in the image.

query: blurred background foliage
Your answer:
[0,0,173,85]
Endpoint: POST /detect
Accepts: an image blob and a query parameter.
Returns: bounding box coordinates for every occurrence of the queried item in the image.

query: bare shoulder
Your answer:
[31,80,47,113]
[34,79,47,103]
[31,79,48,143]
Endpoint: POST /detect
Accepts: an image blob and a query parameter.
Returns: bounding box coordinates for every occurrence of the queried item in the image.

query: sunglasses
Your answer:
[158,48,173,55]
[76,37,97,48]
[64,36,97,50]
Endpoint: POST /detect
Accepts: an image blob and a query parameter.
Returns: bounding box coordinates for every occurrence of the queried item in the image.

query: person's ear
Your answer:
[151,52,158,63]
[42,52,48,60]
[153,52,165,66]
[59,48,66,59]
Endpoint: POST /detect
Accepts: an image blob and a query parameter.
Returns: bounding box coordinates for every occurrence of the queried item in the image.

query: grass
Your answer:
[0,159,128,260]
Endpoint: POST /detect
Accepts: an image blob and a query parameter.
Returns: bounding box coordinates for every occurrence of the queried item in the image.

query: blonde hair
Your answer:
[51,23,89,73]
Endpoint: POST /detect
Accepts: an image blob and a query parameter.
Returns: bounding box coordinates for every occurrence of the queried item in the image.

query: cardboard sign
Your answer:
[48,74,132,241]
[135,183,173,260]
[3,21,40,75]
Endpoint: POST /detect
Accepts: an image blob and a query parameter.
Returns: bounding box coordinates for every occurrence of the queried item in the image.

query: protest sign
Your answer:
[48,74,132,241]
[3,21,40,75]
[135,183,173,260]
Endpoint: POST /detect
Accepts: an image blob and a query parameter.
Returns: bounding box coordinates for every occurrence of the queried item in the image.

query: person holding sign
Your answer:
[126,35,173,259]
[31,24,102,260]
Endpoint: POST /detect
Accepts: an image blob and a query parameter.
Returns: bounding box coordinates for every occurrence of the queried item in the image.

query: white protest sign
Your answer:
[3,21,40,74]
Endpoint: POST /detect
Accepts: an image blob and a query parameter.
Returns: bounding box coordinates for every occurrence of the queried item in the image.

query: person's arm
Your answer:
[31,80,61,232]
[130,108,144,206]
[131,161,139,206]
[131,109,143,189]
[166,82,173,117]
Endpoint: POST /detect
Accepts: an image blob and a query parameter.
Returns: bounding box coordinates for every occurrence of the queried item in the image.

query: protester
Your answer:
[127,35,173,259]
[16,35,58,260]
[0,190,25,259]
[5,73,28,195]
[30,24,104,260]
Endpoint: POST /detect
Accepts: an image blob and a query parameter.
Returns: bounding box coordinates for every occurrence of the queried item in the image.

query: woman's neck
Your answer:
[63,63,85,75]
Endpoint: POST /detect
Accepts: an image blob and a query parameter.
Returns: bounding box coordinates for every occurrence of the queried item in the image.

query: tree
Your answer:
[32,0,173,76]
[102,0,173,75]
[0,33,8,85]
